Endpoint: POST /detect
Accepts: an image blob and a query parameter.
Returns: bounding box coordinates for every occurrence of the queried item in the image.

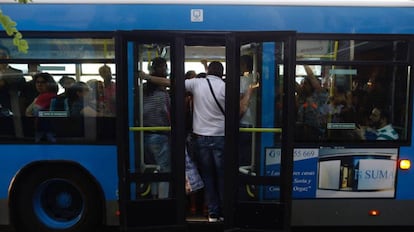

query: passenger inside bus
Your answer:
[141,61,227,222]
[184,68,208,216]
[98,64,116,117]
[239,54,258,166]
[0,44,26,138]
[350,66,388,127]
[295,65,329,141]
[142,57,172,199]
[323,83,360,141]
[22,63,40,109]
[87,79,105,114]
[25,72,58,142]
[58,75,76,97]
[356,106,399,140]
[141,60,258,222]
[185,61,226,222]
[49,75,75,112]
[67,81,98,117]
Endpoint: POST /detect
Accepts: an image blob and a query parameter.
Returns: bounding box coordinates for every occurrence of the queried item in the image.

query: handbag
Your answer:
[185,146,204,194]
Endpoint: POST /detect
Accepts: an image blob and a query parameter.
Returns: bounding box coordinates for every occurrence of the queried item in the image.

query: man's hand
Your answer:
[138,71,150,81]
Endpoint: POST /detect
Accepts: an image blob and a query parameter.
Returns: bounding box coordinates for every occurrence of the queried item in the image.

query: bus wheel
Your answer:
[12,165,102,232]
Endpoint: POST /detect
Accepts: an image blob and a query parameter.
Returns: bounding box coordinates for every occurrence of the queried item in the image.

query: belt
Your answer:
[192,133,203,138]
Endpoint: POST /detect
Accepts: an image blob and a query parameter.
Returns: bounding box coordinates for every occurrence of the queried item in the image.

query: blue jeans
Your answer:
[144,133,171,198]
[193,135,225,217]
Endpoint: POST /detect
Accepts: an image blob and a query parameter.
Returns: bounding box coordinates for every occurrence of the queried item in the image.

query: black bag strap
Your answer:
[206,78,225,115]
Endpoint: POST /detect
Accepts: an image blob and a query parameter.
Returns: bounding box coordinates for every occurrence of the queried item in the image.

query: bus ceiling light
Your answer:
[369,209,380,216]
[399,159,411,170]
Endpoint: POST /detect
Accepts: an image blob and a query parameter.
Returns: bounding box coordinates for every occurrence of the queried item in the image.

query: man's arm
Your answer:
[139,71,171,86]
[240,84,258,116]
[304,65,322,92]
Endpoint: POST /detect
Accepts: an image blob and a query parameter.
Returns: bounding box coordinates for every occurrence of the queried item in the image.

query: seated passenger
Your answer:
[357,106,399,140]
[58,75,76,95]
[25,72,58,142]
[67,81,98,117]
[323,86,360,141]
[50,75,76,112]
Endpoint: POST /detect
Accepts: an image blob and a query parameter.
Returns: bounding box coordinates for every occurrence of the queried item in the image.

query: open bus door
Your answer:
[225,32,296,231]
[115,30,296,231]
[115,31,187,231]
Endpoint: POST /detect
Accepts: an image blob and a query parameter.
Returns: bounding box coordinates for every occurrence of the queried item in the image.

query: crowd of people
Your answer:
[140,56,401,223]
[295,65,399,142]
[140,56,258,223]
[0,44,116,142]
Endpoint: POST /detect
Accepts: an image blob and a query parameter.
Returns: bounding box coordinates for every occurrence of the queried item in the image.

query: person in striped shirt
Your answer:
[359,107,399,140]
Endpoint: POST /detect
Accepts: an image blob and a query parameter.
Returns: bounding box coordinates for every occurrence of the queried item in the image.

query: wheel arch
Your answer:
[8,160,106,228]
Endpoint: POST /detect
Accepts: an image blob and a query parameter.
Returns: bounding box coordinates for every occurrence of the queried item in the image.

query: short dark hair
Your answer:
[376,106,390,122]
[196,72,207,78]
[58,75,76,86]
[185,70,196,79]
[207,61,224,77]
[241,55,253,72]
[150,57,167,75]
[99,64,111,73]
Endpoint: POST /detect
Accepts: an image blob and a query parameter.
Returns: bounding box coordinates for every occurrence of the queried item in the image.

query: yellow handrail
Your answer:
[239,128,281,133]
[130,126,171,131]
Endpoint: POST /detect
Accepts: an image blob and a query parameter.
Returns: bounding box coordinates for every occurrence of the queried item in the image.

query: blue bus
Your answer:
[0,1,414,231]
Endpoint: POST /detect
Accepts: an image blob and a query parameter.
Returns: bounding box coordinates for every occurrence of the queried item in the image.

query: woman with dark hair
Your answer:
[25,72,58,142]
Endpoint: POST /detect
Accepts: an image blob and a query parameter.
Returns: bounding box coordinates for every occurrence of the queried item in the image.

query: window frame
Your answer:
[295,33,413,146]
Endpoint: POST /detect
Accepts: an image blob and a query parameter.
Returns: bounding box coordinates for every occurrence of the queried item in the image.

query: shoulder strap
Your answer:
[206,78,225,115]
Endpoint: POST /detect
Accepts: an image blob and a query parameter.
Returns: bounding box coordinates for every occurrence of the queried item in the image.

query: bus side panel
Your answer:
[1,4,413,34]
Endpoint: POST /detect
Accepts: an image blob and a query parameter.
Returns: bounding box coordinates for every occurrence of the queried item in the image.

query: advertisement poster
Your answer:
[264,147,398,199]
[292,148,319,198]
[264,148,318,199]
[317,148,398,198]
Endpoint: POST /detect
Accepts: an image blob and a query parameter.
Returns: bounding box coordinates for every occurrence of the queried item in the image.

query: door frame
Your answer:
[115,30,296,231]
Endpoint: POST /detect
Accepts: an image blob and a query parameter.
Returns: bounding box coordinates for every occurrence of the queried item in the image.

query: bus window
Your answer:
[0,37,116,144]
[295,38,410,144]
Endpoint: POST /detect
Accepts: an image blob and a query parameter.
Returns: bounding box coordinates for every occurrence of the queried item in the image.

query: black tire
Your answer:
[11,164,102,232]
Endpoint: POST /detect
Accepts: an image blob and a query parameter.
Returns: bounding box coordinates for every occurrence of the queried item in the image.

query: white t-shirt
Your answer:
[185,75,225,136]
[240,74,257,126]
